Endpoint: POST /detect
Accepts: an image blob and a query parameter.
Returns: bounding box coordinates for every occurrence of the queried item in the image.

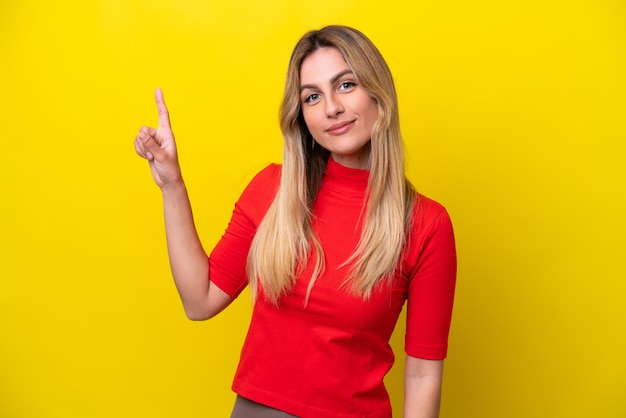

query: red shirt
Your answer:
[209,158,457,418]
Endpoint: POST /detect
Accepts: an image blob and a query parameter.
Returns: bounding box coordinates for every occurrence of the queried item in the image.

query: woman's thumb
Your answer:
[140,134,163,160]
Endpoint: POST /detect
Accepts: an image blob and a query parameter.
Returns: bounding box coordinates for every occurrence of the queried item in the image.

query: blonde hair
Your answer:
[247,25,416,305]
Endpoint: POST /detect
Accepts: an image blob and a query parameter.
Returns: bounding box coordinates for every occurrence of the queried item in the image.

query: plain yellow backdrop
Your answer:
[1,1,625,417]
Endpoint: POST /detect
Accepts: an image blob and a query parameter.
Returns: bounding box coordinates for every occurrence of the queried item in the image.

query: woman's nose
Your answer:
[325,94,344,117]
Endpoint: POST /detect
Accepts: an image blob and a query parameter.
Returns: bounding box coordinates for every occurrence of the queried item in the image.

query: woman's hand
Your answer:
[134,88,181,188]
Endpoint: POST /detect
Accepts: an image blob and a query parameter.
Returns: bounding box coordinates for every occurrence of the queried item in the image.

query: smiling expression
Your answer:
[299,47,379,170]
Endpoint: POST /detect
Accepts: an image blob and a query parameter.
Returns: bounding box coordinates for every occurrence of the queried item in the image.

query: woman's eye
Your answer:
[305,93,320,103]
[339,81,355,91]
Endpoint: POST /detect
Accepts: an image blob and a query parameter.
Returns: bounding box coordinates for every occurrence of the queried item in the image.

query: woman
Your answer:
[134,25,456,418]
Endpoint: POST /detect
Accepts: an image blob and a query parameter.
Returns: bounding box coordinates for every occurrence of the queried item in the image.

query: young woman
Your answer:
[134,25,456,418]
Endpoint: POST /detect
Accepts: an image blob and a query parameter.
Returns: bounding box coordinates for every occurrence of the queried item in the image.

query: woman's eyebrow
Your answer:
[300,69,354,91]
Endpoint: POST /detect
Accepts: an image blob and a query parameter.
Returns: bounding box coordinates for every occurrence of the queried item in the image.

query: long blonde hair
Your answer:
[247,25,416,305]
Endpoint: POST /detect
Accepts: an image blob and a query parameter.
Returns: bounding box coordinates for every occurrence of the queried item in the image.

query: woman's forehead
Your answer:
[299,48,351,86]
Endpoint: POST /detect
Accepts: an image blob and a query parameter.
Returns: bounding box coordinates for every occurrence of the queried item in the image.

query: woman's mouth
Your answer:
[326,120,355,135]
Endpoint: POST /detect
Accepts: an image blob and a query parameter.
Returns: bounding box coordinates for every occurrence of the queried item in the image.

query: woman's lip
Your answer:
[326,120,355,135]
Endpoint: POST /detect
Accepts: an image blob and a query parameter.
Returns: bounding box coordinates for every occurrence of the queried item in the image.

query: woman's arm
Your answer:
[134,89,233,320]
[403,355,444,418]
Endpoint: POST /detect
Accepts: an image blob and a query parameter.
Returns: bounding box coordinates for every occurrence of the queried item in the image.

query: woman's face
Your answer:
[299,47,378,169]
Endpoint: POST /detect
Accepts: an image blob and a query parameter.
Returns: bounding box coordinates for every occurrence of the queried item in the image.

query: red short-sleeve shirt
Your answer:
[209,158,457,418]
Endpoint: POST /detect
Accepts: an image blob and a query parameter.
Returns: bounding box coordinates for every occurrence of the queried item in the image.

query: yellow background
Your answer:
[1,1,624,417]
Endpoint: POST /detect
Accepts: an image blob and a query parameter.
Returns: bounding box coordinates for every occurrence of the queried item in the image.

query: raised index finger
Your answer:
[154,88,172,130]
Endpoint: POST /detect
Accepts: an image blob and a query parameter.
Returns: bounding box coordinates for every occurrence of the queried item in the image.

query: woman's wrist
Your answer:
[160,177,186,195]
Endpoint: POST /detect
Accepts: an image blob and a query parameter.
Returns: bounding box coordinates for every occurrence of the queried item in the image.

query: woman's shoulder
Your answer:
[235,163,281,221]
[245,163,281,191]
[410,193,453,234]
[403,193,455,271]
[414,193,447,215]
